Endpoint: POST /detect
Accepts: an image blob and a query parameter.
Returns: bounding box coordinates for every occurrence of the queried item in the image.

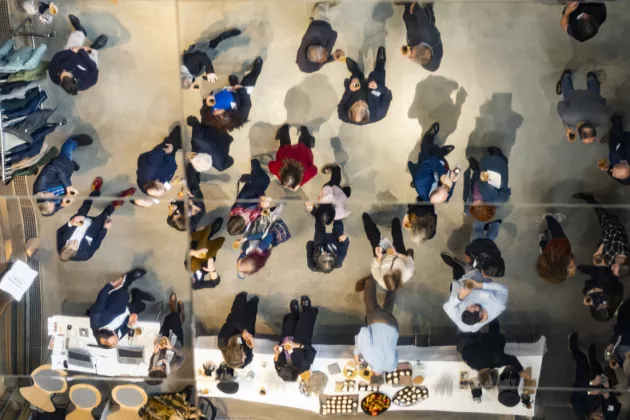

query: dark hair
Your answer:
[574,16,600,40]
[94,330,116,348]
[277,364,300,382]
[201,107,244,132]
[578,123,596,140]
[145,369,168,386]
[167,213,186,231]
[480,257,505,278]
[461,309,482,326]
[227,215,248,235]
[279,160,304,189]
[61,75,78,96]
[313,204,335,225]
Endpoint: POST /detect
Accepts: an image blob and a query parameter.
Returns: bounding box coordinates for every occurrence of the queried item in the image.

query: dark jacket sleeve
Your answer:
[306,241,317,271]
[335,237,349,268]
[218,312,245,345]
[337,82,353,123]
[611,300,630,344]
[291,346,317,374]
[366,87,393,124]
[498,353,524,372]
[183,51,214,76]
[242,346,253,368]
[86,225,109,260]
[75,50,99,90]
[56,221,75,253]
[33,158,72,192]
[234,88,252,125]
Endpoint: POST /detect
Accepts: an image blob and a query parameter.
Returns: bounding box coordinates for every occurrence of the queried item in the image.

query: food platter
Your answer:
[392,386,429,407]
[360,392,391,416]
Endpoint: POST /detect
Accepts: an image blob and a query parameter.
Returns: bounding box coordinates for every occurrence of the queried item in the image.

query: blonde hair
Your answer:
[222,336,245,368]
[348,101,369,124]
[59,245,77,262]
[38,201,54,215]
[409,213,436,244]
[411,45,432,65]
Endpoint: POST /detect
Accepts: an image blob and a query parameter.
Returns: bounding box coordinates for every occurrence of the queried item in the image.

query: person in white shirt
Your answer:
[362,212,415,291]
[443,276,508,333]
[307,163,351,224]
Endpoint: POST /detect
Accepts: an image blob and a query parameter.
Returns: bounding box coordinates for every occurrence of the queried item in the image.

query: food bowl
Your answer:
[360,392,391,416]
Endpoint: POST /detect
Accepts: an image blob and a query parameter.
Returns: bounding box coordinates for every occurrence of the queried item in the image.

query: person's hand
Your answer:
[368,81,378,90]
[71,47,80,53]
[164,338,173,349]
[82,46,92,53]
[375,246,384,260]
[163,143,174,154]
[591,375,603,386]
[233,84,243,90]
[206,73,218,83]
[458,286,473,300]
[274,345,282,353]
[259,195,272,209]
[349,78,361,92]
[519,371,532,380]
[305,201,314,212]
[128,313,138,327]
[471,280,483,289]
[110,276,124,288]
[333,49,345,61]
[339,234,348,242]
[70,215,85,226]
[66,186,79,196]
[449,170,459,182]
[598,158,610,171]
[242,330,254,348]
[564,1,579,15]
[104,219,113,229]
[353,354,361,366]
[410,2,417,13]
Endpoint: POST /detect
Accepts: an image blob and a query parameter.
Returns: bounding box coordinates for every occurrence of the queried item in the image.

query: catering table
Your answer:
[195,336,546,417]
[47,315,160,377]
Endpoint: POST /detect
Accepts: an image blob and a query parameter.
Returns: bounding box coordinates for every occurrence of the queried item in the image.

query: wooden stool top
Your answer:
[111,384,147,409]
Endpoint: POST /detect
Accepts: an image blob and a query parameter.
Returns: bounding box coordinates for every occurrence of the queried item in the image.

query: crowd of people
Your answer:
[21,1,630,416]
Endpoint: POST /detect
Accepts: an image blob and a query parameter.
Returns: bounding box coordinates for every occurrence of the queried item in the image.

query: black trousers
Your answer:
[276,124,315,149]
[240,60,262,88]
[160,312,184,344]
[362,213,407,257]
[576,194,611,221]
[323,165,351,197]
[230,292,258,335]
[571,342,603,390]
[77,190,115,226]
[281,307,319,345]
[128,289,148,315]
[539,215,567,250]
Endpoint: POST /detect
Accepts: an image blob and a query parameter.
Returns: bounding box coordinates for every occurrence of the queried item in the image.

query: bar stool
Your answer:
[19,364,68,412]
[107,384,147,420]
[67,384,101,420]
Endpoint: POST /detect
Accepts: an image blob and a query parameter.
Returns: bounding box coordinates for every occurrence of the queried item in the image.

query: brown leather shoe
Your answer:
[168,293,177,313]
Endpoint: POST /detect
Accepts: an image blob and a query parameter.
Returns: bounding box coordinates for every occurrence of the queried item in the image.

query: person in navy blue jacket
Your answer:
[89,269,154,348]
[187,115,234,173]
[57,177,135,262]
[136,125,182,198]
[48,15,108,95]
[337,47,392,125]
[33,135,93,216]
[599,114,630,185]
[399,2,443,72]
[408,122,458,204]
[296,2,344,73]
[466,146,511,224]
[306,219,349,273]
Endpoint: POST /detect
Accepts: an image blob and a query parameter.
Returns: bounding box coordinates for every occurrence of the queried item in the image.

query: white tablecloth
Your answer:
[48,315,161,377]
[195,336,546,416]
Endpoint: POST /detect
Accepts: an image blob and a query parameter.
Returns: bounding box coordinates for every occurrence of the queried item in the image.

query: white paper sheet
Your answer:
[0,260,37,301]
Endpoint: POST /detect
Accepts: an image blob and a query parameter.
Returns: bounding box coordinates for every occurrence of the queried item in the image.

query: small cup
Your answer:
[135,327,142,336]
[465,280,474,290]
[479,171,489,182]
[598,158,609,170]
[197,250,207,259]
[259,387,267,396]
[245,337,254,348]
[283,343,292,351]
[232,240,241,250]
[206,96,216,107]
[568,132,577,142]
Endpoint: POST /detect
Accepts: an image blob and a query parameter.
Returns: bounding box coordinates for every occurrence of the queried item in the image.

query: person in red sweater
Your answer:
[268,124,318,190]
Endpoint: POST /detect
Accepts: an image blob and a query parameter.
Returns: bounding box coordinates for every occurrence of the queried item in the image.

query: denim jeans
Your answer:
[59,138,78,161]
[471,219,501,242]
[562,72,600,101]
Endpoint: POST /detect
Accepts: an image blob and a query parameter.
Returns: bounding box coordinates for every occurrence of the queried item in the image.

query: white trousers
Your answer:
[64,30,99,66]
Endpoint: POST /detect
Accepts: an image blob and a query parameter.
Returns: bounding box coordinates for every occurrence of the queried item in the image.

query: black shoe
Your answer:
[90,35,108,51]
[275,123,290,141]
[486,146,504,157]
[290,299,299,314]
[485,219,502,230]
[440,252,463,269]
[236,291,248,299]
[441,145,455,157]
[69,15,87,36]
[238,174,251,184]
[572,192,593,201]
[253,57,263,70]
[427,122,440,137]
[209,217,223,239]
[321,163,340,175]
[219,29,242,41]
[132,288,155,302]
[468,157,480,172]
[301,295,311,310]
[612,113,624,128]
[73,161,80,171]
[568,332,578,352]
[228,75,239,86]
[377,46,386,64]
[124,268,147,287]
[556,69,571,95]
[249,296,260,305]
[72,134,93,147]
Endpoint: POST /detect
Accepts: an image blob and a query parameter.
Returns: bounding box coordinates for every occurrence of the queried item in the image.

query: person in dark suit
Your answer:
[561,1,606,43]
[33,135,93,216]
[296,2,344,73]
[89,269,154,348]
[187,115,234,173]
[569,333,621,420]
[136,125,182,199]
[459,320,525,374]
[274,296,318,381]
[200,57,263,133]
[399,2,442,72]
[580,265,623,322]
[337,47,392,126]
[56,177,135,262]
[306,218,349,273]
[218,292,258,369]
[466,146,511,225]
[599,114,630,185]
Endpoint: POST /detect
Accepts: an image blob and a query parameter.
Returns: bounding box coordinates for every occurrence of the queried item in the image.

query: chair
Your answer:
[66,384,101,420]
[19,364,68,412]
[107,384,147,420]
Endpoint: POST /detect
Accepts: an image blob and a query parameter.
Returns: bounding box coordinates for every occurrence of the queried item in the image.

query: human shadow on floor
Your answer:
[366,190,407,228]
[248,121,279,159]
[76,12,131,49]
[407,75,467,165]
[70,117,112,175]
[465,92,523,160]
[284,74,339,133]
[357,1,393,71]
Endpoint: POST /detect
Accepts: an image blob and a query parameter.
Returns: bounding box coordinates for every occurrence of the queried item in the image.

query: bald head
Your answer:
[612,164,630,180]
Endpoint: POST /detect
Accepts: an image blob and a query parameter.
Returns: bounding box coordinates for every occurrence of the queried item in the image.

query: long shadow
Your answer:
[75,11,131,49]
[407,75,467,165]
[465,92,523,161]
[284,74,339,133]
[357,1,393,71]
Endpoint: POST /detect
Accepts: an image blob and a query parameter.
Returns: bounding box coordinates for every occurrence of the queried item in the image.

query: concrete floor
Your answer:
[15,0,630,418]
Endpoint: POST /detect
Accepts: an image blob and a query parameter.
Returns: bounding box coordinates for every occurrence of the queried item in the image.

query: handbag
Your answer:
[497,365,521,407]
